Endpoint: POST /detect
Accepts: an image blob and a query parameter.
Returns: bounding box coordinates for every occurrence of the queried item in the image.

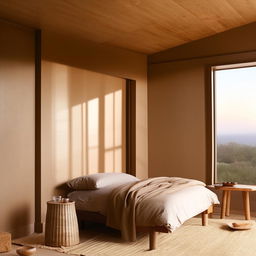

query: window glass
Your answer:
[215,66,256,184]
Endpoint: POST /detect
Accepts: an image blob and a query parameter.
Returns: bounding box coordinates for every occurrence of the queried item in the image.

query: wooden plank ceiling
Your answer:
[0,0,256,54]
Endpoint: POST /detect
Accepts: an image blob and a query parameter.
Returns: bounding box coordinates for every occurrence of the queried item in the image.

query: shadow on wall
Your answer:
[42,61,126,196]
[9,204,31,238]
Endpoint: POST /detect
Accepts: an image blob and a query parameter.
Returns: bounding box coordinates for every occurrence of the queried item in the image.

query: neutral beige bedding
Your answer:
[106,177,219,241]
[68,182,136,214]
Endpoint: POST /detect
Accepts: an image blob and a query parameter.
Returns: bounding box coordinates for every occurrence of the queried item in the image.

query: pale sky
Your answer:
[216,66,256,135]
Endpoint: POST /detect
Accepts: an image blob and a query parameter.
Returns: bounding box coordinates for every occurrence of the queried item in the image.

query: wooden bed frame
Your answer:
[76,205,213,250]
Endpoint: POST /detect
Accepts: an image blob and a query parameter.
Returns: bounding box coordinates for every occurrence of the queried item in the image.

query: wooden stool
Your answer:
[208,184,256,220]
[45,201,79,247]
[0,232,11,252]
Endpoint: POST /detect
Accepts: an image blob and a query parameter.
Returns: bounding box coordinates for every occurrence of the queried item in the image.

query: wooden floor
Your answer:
[6,213,256,256]
[2,245,64,256]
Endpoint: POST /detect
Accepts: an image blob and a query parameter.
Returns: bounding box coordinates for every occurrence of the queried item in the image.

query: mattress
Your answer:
[68,183,219,231]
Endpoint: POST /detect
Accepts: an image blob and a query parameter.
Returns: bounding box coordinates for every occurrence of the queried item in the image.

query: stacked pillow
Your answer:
[67,173,139,190]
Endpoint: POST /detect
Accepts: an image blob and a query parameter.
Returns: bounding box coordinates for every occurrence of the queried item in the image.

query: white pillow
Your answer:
[67,173,139,190]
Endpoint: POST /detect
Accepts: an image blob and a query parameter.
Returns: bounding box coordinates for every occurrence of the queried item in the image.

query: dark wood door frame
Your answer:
[34,29,43,233]
[126,79,136,176]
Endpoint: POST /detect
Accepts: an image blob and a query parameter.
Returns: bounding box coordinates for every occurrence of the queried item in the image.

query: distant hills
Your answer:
[217,134,256,146]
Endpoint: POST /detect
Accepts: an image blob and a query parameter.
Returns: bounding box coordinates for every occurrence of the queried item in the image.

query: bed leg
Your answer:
[202,205,213,226]
[202,212,208,226]
[149,230,157,250]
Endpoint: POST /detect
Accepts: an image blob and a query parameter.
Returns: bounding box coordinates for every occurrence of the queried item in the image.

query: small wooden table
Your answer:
[208,184,256,220]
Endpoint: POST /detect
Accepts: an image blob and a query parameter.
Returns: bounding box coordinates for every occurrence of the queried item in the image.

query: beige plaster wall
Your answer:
[0,20,35,237]
[41,31,148,222]
[148,22,256,212]
[148,61,207,181]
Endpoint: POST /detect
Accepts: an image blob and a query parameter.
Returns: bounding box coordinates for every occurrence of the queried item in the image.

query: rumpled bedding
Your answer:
[106,177,219,241]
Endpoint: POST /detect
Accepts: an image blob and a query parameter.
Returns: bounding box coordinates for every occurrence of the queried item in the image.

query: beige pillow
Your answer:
[67,173,139,190]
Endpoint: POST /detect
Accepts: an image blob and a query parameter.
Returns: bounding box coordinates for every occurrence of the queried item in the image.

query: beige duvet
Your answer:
[106,177,219,241]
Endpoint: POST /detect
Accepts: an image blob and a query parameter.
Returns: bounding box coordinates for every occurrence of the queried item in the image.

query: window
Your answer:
[212,63,256,185]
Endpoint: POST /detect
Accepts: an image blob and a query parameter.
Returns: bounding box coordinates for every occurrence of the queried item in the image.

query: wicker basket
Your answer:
[45,201,79,247]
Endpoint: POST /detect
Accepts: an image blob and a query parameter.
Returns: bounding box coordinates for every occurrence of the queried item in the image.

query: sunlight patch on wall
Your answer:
[105,93,114,150]
[105,151,114,171]
[88,98,99,173]
[115,90,122,147]
[53,64,70,183]
[104,90,123,172]
[45,61,126,189]
[115,148,122,171]
[82,102,87,175]
[71,104,82,177]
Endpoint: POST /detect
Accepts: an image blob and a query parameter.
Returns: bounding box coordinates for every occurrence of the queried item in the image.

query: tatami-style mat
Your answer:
[13,218,256,256]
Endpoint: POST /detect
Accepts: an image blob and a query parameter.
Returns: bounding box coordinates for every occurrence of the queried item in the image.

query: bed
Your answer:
[67,174,219,250]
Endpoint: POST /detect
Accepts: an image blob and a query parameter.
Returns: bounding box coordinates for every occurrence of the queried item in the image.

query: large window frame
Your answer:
[211,61,256,184]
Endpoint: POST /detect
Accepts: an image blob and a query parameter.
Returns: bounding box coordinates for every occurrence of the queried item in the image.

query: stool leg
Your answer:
[242,191,250,220]
[225,191,231,217]
[221,191,227,219]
